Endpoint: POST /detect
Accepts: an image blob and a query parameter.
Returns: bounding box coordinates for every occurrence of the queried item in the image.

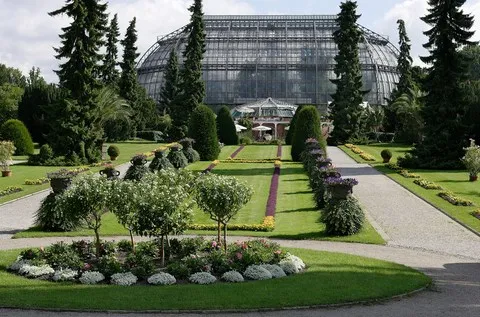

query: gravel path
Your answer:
[0,162,132,240]
[328,146,480,260]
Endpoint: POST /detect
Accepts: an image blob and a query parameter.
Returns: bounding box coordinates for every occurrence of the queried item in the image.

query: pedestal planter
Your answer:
[2,170,12,177]
[50,177,73,194]
[328,184,354,199]
[99,168,120,180]
[469,174,478,182]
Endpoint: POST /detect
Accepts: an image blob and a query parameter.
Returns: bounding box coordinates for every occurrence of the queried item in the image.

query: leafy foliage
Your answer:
[160,49,180,115]
[285,105,304,145]
[216,106,239,145]
[321,196,364,236]
[124,154,151,181]
[189,105,220,161]
[35,193,80,232]
[167,145,189,169]
[179,138,200,163]
[0,119,34,155]
[291,106,324,162]
[149,150,174,171]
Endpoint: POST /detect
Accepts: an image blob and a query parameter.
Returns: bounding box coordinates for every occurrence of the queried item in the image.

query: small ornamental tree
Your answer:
[291,106,325,162]
[189,105,220,161]
[55,175,115,257]
[195,174,253,251]
[285,105,305,145]
[216,106,239,145]
[134,170,195,266]
[0,119,34,155]
[461,139,480,180]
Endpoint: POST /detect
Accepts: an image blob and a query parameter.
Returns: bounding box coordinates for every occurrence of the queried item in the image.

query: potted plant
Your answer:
[0,141,16,177]
[99,164,120,180]
[47,169,79,194]
[462,139,480,181]
[107,145,120,161]
[381,149,392,163]
[325,177,359,199]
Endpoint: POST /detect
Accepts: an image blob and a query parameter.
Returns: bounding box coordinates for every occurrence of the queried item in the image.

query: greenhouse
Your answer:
[137,15,400,111]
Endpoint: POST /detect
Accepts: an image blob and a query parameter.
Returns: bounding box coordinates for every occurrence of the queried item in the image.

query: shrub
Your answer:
[167,144,189,169]
[96,255,123,278]
[291,106,325,162]
[0,141,15,171]
[260,264,286,278]
[124,253,156,279]
[79,271,105,284]
[149,149,174,171]
[239,136,253,145]
[124,154,151,181]
[0,119,34,155]
[166,262,190,280]
[381,149,392,162]
[321,196,365,236]
[279,261,298,275]
[43,242,83,270]
[216,106,239,145]
[52,269,78,282]
[110,272,138,286]
[179,138,200,163]
[221,270,244,283]
[107,145,120,158]
[188,272,217,284]
[18,264,54,278]
[35,193,80,232]
[462,139,480,176]
[285,105,305,145]
[148,272,176,285]
[189,105,220,161]
[244,265,272,280]
[39,144,54,161]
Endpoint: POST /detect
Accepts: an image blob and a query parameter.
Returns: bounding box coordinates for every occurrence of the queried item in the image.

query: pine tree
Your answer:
[329,1,364,145]
[173,0,206,139]
[160,48,180,115]
[395,19,414,97]
[407,0,477,169]
[49,0,108,162]
[216,106,238,145]
[102,13,120,86]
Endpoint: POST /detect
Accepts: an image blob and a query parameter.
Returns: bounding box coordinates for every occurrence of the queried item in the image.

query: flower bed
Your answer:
[438,191,474,206]
[0,186,23,197]
[265,163,281,217]
[385,162,402,171]
[276,144,282,158]
[359,153,375,161]
[221,159,276,164]
[24,178,50,185]
[399,169,421,179]
[7,238,305,286]
[188,217,274,232]
[229,145,245,159]
[413,179,443,190]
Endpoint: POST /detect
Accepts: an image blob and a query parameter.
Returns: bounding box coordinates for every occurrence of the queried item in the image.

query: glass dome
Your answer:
[137,15,400,110]
[231,97,297,119]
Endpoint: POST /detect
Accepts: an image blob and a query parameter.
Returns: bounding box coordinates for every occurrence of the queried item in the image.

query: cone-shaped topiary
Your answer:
[216,106,239,145]
[189,105,220,161]
[149,149,174,171]
[285,105,305,145]
[291,106,325,162]
[124,154,151,181]
[179,138,200,163]
[0,119,34,155]
[167,144,189,169]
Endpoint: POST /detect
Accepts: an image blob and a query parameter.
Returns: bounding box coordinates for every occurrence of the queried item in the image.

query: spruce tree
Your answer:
[49,0,108,162]
[172,0,206,139]
[408,0,476,169]
[189,105,220,161]
[285,104,305,145]
[216,106,238,145]
[329,1,364,145]
[102,13,120,86]
[160,48,180,115]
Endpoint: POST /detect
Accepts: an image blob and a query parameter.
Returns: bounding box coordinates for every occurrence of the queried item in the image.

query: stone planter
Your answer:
[99,168,120,180]
[50,177,73,194]
[1,170,12,177]
[469,174,478,182]
[328,184,354,199]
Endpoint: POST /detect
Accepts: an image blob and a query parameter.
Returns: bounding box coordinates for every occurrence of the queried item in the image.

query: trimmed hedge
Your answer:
[285,105,304,145]
[189,105,220,161]
[0,119,34,155]
[216,106,239,145]
[291,106,325,162]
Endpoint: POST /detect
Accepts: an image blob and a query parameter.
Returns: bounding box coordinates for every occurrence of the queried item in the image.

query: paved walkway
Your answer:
[0,148,479,316]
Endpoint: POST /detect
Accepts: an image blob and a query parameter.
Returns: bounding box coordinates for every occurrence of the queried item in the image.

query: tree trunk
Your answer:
[223,223,227,253]
[94,228,101,258]
[129,230,135,253]
[160,235,165,267]
[217,220,221,244]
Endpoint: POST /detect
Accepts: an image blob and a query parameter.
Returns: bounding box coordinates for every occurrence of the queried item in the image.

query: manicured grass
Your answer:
[340,143,411,164]
[340,144,480,233]
[0,248,430,311]
[234,145,280,160]
[218,145,242,160]
[0,142,162,204]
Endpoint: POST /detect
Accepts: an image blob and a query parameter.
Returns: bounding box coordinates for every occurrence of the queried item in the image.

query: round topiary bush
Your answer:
[216,106,239,145]
[381,149,392,163]
[107,145,120,159]
[189,105,220,161]
[285,104,305,145]
[167,145,189,169]
[321,196,365,236]
[39,144,54,162]
[291,106,325,162]
[0,119,34,155]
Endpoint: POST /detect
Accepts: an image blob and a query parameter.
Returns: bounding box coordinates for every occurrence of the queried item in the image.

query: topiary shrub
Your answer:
[380,149,392,163]
[124,154,151,181]
[216,106,239,145]
[149,149,173,171]
[39,144,54,162]
[179,138,200,163]
[0,119,34,155]
[189,105,220,161]
[239,136,253,145]
[35,193,80,232]
[285,105,305,145]
[107,145,120,159]
[291,106,325,162]
[321,196,364,236]
[167,144,189,169]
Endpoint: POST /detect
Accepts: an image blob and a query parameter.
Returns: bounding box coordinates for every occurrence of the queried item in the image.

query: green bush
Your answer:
[179,138,200,163]
[167,145,189,169]
[96,255,124,278]
[381,149,392,162]
[189,105,220,161]
[35,193,81,232]
[43,242,83,270]
[149,150,173,171]
[39,144,54,161]
[124,253,156,279]
[107,145,120,158]
[216,106,239,145]
[240,136,253,145]
[124,154,151,181]
[321,196,364,236]
[291,106,325,162]
[285,105,305,145]
[0,119,34,155]
[166,261,190,280]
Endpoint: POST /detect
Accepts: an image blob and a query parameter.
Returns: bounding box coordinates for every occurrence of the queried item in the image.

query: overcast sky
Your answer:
[1,0,480,83]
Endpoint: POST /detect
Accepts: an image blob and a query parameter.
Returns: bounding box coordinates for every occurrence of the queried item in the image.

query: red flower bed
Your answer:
[265,165,281,217]
[229,145,245,159]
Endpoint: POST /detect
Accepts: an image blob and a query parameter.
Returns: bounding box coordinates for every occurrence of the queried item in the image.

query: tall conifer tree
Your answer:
[49,0,108,162]
[119,17,140,103]
[160,48,179,115]
[407,0,476,169]
[329,1,364,145]
[102,13,120,86]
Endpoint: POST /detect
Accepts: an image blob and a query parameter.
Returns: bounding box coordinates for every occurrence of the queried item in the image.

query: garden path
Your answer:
[328,146,480,260]
[0,162,132,240]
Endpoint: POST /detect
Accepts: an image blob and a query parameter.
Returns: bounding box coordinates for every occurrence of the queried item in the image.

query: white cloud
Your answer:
[0,0,255,83]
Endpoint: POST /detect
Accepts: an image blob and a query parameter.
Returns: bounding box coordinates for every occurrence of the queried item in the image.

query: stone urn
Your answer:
[99,167,121,180]
[49,177,73,194]
[328,184,354,199]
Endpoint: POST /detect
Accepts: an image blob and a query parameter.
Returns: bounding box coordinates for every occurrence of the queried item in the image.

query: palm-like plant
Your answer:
[391,87,424,144]
[93,87,132,128]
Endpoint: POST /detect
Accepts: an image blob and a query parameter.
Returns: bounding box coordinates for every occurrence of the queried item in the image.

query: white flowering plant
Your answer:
[8,257,31,272]
[147,272,177,285]
[110,272,138,286]
[283,253,305,271]
[279,261,298,275]
[260,264,286,278]
[79,271,105,285]
[18,264,54,278]
[462,139,480,177]
[221,271,244,283]
[52,268,78,282]
[244,265,272,280]
[189,272,217,284]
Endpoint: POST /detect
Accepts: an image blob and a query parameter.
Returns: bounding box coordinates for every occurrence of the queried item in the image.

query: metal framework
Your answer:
[137,15,400,110]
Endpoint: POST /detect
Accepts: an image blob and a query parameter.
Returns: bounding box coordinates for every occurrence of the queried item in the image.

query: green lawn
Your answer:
[234,145,280,160]
[340,144,480,233]
[0,248,430,311]
[218,145,242,160]
[0,141,162,204]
